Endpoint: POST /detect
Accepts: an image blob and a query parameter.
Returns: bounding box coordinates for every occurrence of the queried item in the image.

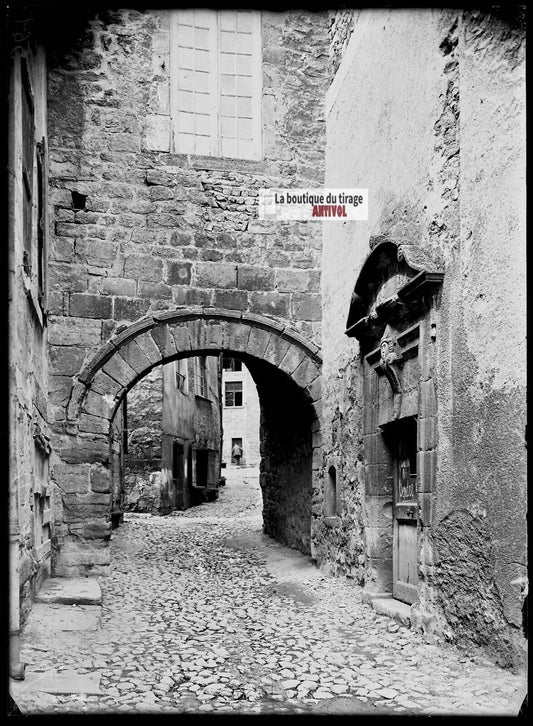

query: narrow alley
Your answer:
[11,468,525,716]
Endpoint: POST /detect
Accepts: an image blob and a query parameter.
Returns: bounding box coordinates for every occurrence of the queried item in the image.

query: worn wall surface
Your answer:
[45,7,328,562]
[322,8,526,667]
[8,41,53,627]
[123,367,164,512]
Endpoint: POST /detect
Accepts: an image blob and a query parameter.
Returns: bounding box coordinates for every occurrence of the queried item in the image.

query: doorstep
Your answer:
[362,591,412,626]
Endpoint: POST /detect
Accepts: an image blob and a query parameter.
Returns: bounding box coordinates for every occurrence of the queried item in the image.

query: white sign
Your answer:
[258,188,368,221]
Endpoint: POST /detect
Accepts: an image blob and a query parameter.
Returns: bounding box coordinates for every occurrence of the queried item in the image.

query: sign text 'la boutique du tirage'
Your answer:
[258,189,368,221]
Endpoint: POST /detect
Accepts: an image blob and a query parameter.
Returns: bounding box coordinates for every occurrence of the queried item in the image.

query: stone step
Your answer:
[371,596,412,626]
[35,577,101,606]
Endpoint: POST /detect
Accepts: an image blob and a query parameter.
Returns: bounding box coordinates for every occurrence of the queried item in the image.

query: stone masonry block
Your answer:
[307,376,322,404]
[291,356,321,391]
[169,323,193,354]
[48,317,102,346]
[89,370,124,399]
[186,319,208,351]
[119,339,153,377]
[49,375,74,407]
[134,332,163,366]
[138,282,172,299]
[263,335,293,369]
[114,297,151,321]
[195,262,237,289]
[83,390,112,419]
[419,492,434,527]
[101,353,137,388]
[49,263,88,293]
[52,463,91,495]
[90,464,111,494]
[166,261,192,286]
[292,293,321,322]
[420,379,437,418]
[202,320,226,350]
[237,265,275,291]
[221,319,250,354]
[418,416,436,452]
[124,255,163,282]
[55,541,111,570]
[76,239,118,268]
[250,292,290,318]
[58,434,110,465]
[49,345,86,377]
[79,413,109,435]
[62,491,111,522]
[278,343,308,377]
[150,325,178,358]
[275,268,310,293]
[100,277,137,297]
[244,326,275,360]
[365,463,394,496]
[213,289,248,311]
[70,293,113,319]
[417,450,436,493]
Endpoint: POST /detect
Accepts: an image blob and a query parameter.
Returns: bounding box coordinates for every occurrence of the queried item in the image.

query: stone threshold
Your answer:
[36,577,102,606]
[362,591,412,627]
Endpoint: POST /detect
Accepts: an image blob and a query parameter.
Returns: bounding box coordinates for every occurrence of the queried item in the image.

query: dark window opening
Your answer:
[222,356,242,371]
[71,190,87,210]
[21,58,34,276]
[225,380,243,407]
[326,465,337,517]
[196,449,209,488]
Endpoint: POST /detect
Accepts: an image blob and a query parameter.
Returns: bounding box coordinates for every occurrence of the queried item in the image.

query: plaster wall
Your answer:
[322,8,526,667]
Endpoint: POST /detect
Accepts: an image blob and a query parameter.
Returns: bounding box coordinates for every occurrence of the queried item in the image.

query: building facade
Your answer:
[319,7,526,668]
[221,356,261,469]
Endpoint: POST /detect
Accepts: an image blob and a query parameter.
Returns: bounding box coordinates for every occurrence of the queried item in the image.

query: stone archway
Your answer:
[51,308,322,576]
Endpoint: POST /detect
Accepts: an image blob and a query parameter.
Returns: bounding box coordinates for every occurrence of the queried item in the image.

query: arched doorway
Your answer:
[51,309,322,576]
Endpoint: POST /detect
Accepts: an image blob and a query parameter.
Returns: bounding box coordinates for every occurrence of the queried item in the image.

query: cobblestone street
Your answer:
[12,468,526,716]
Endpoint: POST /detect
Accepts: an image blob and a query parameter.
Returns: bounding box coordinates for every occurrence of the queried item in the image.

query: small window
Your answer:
[194,356,208,398]
[222,355,242,371]
[225,380,243,407]
[170,9,262,160]
[325,465,337,517]
[176,358,188,394]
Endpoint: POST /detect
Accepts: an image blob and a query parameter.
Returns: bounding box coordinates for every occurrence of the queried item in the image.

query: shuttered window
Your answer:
[170,9,262,160]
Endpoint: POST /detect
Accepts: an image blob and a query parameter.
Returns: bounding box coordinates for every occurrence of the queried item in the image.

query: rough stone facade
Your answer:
[122,367,164,513]
[43,7,328,580]
[321,7,526,668]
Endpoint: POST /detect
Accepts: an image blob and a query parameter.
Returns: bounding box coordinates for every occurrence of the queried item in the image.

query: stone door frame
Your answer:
[51,307,322,576]
[345,236,444,600]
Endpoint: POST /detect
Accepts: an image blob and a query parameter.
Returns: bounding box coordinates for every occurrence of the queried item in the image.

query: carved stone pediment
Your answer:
[345,236,444,343]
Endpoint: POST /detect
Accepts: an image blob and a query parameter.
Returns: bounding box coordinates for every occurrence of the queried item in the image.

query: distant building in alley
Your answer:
[221,356,260,469]
[122,356,223,514]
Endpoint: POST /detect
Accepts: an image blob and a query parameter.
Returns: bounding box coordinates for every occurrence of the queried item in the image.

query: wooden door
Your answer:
[392,419,419,604]
[172,441,184,509]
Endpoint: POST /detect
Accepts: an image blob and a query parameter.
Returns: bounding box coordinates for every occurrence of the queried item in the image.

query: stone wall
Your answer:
[45,8,328,569]
[321,7,526,667]
[123,367,164,513]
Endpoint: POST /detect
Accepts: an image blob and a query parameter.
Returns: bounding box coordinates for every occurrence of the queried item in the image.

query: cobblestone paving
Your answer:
[16,469,525,715]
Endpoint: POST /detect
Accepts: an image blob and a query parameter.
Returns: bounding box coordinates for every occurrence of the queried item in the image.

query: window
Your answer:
[194,356,208,398]
[21,58,34,277]
[222,355,242,371]
[20,57,47,317]
[170,9,262,160]
[325,466,337,517]
[225,380,243,407]
[175,358,188,394]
